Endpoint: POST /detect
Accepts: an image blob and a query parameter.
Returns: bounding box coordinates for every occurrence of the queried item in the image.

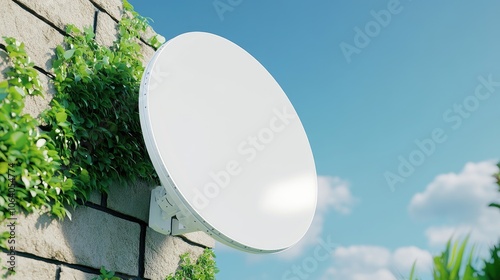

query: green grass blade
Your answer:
[434,253,449,279]
[450,236,470,279]
[408,261,417,280]
[436,239,452,279]
[463,245,479,280]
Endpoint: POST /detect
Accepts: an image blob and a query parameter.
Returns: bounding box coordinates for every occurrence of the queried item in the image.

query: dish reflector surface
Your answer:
[140,32,317,253]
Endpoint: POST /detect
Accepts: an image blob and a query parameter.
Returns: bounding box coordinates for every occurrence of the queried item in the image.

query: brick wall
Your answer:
[0,0,215,279]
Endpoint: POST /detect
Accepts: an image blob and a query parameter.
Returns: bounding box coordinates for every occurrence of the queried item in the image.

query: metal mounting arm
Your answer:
[149,186,198,235]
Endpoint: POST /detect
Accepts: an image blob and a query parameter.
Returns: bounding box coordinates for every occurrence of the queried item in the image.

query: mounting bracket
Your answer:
[149,186,198,235]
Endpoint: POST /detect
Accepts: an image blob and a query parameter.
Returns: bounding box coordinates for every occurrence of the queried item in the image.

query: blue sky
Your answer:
[130,1,500,279]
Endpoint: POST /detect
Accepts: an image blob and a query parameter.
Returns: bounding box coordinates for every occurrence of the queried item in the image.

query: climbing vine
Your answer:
[0,38,75,222]
[165,249,219,280]
[43,13,158,200]
[0,0,163,236]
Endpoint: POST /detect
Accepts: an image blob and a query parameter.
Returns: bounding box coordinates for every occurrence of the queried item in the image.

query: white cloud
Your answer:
[321,245,432,280]
[408,161,500,256]
[275,176,357,259]
[409,161,499,222]
[424,207,500,254]
[317,176,357,214]
[323,268,395,280]
[392,246,433,274]
[333,246,391,270]
[352,270,396,280]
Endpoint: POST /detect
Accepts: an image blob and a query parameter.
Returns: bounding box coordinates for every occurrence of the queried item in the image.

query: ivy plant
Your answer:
[0,0,162,228]
[42,3,159,201]
[92,266,120,280]
[165,249,219,280]
[0,38,76,225]
[0,0,162,244]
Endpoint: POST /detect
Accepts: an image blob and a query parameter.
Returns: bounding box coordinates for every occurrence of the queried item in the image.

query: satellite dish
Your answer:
[139,32,317,253]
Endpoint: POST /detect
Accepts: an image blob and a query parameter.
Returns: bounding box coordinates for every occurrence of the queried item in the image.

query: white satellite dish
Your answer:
[139,32,317,253]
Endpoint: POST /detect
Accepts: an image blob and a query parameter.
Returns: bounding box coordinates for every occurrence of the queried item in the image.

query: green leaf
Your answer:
[55,111,67,123]
[450,236,469,279]
[14,86,25,97]
[489,203,500,209]
[0,80,8,101]
[408,261,418,280]
[10,131,28,149]
[64,49,76,60]
[80,169,90,184]
[0,162,8,174]
[64,208,72,220]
